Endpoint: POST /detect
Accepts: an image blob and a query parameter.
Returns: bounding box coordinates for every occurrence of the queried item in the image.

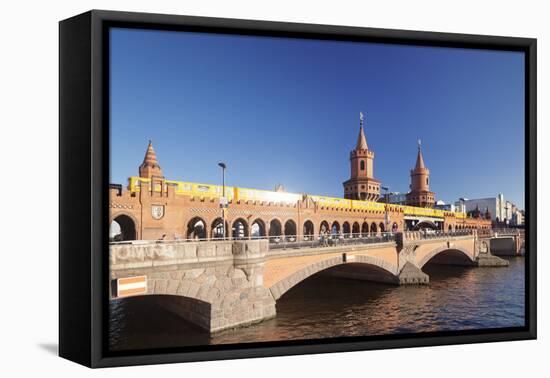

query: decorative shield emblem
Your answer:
[151,205,164,220]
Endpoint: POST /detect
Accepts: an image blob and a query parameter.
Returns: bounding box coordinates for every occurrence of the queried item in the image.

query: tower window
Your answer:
[360,160,365,171]
[426,178,429,185]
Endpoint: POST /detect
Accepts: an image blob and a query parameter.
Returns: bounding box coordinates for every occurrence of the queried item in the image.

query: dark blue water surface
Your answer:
[109,257,524,351]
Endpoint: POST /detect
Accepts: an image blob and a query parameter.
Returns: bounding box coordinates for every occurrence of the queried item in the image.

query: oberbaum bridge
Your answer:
[109,114,524,333]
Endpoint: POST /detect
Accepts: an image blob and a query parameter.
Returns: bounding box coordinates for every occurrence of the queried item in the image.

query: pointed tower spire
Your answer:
[343,111,380,201]
[139,140,164,178]
[406,138,435,208]
[356,111,368,150]
[415,139,426,169]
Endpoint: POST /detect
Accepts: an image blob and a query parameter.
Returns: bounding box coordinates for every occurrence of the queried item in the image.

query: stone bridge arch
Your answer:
[110,240,277,332]
[416,245,476,269]
[115,293,213,331]
[267,255,398,301]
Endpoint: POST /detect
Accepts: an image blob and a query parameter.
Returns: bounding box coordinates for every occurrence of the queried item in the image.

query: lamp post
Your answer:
[218,162,227,240]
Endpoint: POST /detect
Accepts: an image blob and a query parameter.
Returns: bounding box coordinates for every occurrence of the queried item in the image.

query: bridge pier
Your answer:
[110,240,276,333]
[398,262,429,285]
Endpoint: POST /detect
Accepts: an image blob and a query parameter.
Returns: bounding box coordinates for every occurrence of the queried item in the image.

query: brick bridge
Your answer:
[110,230,508,333]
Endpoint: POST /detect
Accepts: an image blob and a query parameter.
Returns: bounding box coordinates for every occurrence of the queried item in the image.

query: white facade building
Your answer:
[461,194,523,225]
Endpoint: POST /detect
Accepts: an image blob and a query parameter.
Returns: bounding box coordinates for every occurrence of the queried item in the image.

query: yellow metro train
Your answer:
[127,176,465,219]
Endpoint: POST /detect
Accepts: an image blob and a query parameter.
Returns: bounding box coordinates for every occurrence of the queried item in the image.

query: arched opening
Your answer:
[110,214,137,241]
[284,220,297,241]
[269,219,283,241]
[272,260,399,301]
[361,222,369,235]
[319,221,330,235]
[251,219,266,238]
[421,248,475,269]
[186,217,206,240]
[392,222,399,232]
[352,222,360,237]
[211,218,229,239]
[331,221,340,236]
[413,221,438,231]
[379,222,385,233]
[448,224,453,232]
[303,220,314,240]
[109,295,212,340]
[231,218,249,239]
[370,223,377,234]
[342,222,351,237]
[360,160,365,171]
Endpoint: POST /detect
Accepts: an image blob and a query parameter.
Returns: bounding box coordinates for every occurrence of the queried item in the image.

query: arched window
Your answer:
[352,222,360,237]
[360,160,365,171]
[331,221,340,235]
[211,218,228,239]
[110,215,137,241]
[269,219,282,237]
[187,217,206,239]
[319,221,330,235]
[361,222,369,235]
[303,220,314,238]
[232,218,249,240]
[251,219,266,238]
[342,222,351,237]
[284,220,297,242]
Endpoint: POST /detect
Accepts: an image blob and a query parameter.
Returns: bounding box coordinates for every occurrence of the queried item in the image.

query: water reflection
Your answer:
[109,258,524,351]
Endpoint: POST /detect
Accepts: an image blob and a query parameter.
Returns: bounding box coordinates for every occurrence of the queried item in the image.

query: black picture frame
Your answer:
[59,9,537,368]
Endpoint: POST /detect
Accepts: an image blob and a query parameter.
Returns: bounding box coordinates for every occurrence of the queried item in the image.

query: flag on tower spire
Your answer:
[356,112,368,150]
[415,139,426,169]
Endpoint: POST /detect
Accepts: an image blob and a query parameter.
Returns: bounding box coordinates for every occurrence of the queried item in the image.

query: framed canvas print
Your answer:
[59,10,536,368]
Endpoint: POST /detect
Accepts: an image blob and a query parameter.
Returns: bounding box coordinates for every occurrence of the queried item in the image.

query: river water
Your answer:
[109,257,525,351]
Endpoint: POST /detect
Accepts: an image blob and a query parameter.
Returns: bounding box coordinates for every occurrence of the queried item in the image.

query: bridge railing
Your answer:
[491,228,524,237]
[109,232,398,249]
[403,229,474,241]
[265,232,397,250]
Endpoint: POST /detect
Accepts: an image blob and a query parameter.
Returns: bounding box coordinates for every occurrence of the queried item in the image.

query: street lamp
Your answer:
[218,162,227,239]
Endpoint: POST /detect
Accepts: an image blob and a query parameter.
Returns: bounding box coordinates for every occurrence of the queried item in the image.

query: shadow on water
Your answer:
[109,297,211,351]
[109,257,525,351]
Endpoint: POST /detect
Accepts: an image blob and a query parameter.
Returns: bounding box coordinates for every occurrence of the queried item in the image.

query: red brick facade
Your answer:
[406,141,436,208]
[110,132,490,241]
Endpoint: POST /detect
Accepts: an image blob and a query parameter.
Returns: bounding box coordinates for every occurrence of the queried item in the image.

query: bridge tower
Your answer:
[406,140,435,208]
[139,140,164,179]
[343,112,381,201]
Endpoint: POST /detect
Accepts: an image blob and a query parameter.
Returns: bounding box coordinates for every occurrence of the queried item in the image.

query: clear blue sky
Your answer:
[110,28,525,209]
